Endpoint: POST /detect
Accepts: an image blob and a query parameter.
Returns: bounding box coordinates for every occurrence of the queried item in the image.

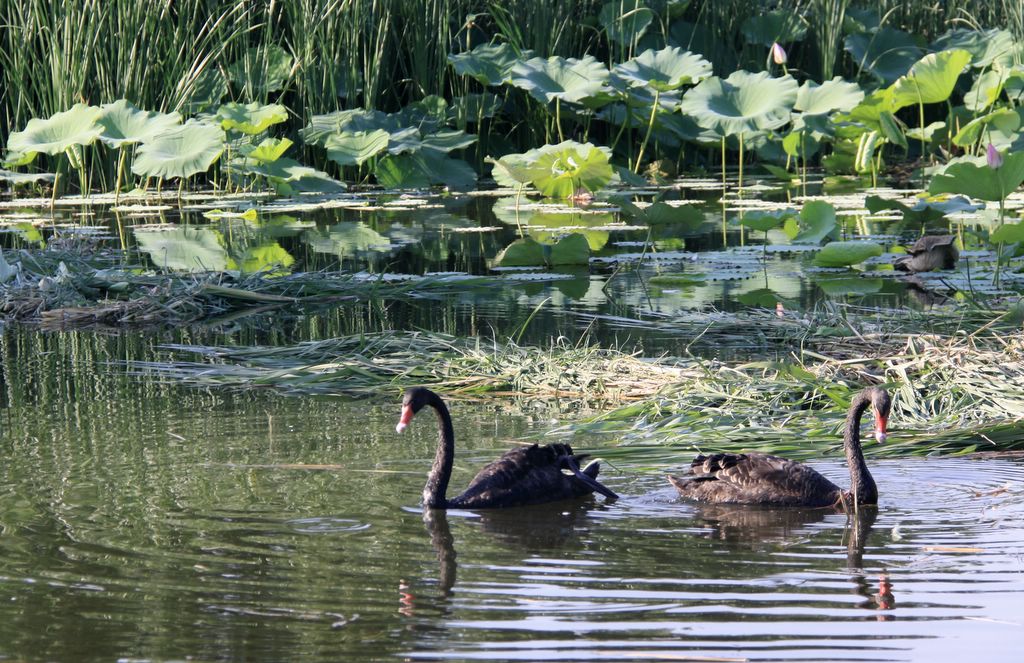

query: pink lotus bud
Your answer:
[771,42,787,65]
[987,143,1003,169]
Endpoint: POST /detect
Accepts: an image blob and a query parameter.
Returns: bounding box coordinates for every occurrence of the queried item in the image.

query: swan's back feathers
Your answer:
[668,452,842,507]
[449,443,611,508]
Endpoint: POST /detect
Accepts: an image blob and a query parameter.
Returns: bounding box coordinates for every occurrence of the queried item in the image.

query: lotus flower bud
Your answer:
[771,42,787,65]
[987,143,1003,169]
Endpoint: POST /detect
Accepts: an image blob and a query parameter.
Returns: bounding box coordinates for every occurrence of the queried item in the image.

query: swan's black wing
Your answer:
[667,452,842,508]
[449,443,616,508]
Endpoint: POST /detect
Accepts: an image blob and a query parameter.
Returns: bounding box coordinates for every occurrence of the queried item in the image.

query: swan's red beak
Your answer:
[396,404,414,433]
[874,410,888,443]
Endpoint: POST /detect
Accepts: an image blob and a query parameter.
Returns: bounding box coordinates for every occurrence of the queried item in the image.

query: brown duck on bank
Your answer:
[667,386,891,509]
[893,235,959,272]
[396,387,618,509]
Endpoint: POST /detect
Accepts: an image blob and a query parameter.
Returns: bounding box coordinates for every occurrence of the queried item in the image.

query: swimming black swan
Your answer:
[396,387,619,509]
[894,235,958,272]
[667,386,891,509]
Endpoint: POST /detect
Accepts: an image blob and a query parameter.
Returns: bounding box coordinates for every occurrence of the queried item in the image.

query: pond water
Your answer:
[1,328,1023,662]
[2,183,1023,660]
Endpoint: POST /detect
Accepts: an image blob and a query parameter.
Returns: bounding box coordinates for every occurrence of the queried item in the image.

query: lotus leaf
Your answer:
[525,141,614,198]
[649,273,705,286]
[613,47,712,92]
[7,103,102,158]
[548,233,590,265]
[509,56,610,105]
[131,120,225,179]
[243,159,347,194]
[448,43,526,86]
[495,236,545,267]
[952,108,1020,147]
[964,70,1008,112]
[97,100,181,148]
[325,130,390,166]
[216,102,288,135]
[448,93,504,122]
[741,10,807,46]
[844,27,922,84]
[789,201,837,244]
[374,152,476,189]
[247,137,293,164]
[181,67,229,114]
[0,169,54,185]
[889,49,972,112]
[812,240,884,267]
[929,152,1024,201]
[227,44,293,93]
[991,222,1024,244]
[932,28,1017,69]
[680,70,799,136]
[599,1,654,45]
[488,154,534,187]
[638,201,704,229]
[865,194,981,222]
[0,250,17,283]
[740,208,796,232]
[794,78,864,115]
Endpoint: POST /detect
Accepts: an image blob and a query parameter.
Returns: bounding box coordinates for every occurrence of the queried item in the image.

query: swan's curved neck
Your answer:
[423,393,455,508]
[844,391,877,505]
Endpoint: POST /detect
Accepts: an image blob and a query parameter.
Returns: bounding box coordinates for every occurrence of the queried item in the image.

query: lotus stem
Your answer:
[721,137,726,194]
[633,88,660,173]
[114,146,127,204]
[738,132,744,198]
[555,97,564,143]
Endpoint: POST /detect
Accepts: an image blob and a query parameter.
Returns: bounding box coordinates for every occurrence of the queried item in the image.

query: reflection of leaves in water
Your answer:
[815,276,884,295]
[307,223,393,257]
[134,226,234,271]
[239,242,295,275]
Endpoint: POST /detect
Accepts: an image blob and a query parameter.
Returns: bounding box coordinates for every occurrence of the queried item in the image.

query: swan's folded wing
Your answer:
[678,452,841,506]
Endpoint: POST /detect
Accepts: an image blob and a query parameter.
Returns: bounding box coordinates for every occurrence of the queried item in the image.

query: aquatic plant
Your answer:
[6,103,103,202]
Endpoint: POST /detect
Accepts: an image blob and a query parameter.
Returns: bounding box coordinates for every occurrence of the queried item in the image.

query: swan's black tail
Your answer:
[564,455,619,500]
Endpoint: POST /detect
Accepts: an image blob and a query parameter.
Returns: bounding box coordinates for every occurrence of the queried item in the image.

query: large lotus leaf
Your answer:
[932,28,1018,69]
[964,69,1008,112]
[7,103,102,156]
[782,128,821,157]
[991,222,1024,244]
[374,152,476,189]
[495,236,545,267]
[242,158,347,193]
[599,1,654,45]
[613,47,712,92]
[227,44,293,93]
[509,56,610,105]
[843,87,895,130]
[525,141,614,198]
[548,233,590,265]
[96,100,181,148]
[790,201,837,244]
[216,102,288,135]
[247,137,292,164]
[0,168,54,185]
[865,194,981,222]
[448,43,526,86]
[325,130,389,166]
[488,153,534,187]
[131,120,225,179]
[928,152,1024,201]
[134,227,233,272]
[741,10,807,46]
[812,240,884,267]
[889,49,972,112]
[794,78,864,115]
[680,70,799,136]
[420,129,477,153]
[952,108,1021,147]
[844,27,922,84]
[739,208,797,232]
[637,201,704,230]
[181,67,229,114]
[448,93,504,122]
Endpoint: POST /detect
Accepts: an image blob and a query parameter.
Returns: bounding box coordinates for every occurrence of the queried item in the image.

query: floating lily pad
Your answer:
[495,236,545,267]
[812,240,884,267]
[548,233,590,265]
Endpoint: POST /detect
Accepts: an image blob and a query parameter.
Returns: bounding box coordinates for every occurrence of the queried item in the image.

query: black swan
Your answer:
[667,386,891,509]
[894,235,958,272]
[396,387,619,509]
